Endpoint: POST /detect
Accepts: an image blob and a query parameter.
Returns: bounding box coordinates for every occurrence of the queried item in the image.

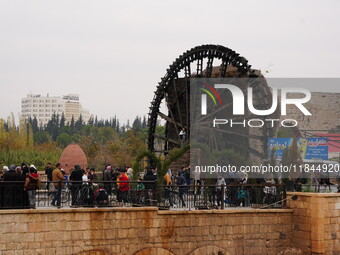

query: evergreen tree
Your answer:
[111,116,117,129]
[70,116,75,135]
[75,114,83,133]
[94,116,98,126]
[60,112,66,128]
[132,116,142,133]
[142,115,147,129]
[32,116,39,134]
[116,119,120,133]
[104,119,110,127]
[87,116,94,126]
[46,113,60,140]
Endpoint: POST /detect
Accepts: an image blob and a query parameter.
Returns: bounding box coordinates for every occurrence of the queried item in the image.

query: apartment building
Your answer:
[21,93,91,126]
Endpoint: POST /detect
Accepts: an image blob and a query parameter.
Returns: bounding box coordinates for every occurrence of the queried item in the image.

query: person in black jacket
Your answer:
[45,162,54,194]
[3,165,20,208]
[69,165,83,206]
[143,168,157,205]
[176,170,187,207]
[103,165,113,195]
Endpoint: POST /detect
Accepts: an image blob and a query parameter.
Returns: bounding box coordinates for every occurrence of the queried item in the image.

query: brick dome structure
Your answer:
[59,143,87,174]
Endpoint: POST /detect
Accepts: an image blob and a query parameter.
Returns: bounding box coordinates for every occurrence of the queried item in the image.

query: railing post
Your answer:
[57,181,62,208]
[221,184,225,210]
[283,185,287,209]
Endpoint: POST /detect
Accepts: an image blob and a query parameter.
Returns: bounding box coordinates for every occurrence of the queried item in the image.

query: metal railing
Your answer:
[0,181,286,210]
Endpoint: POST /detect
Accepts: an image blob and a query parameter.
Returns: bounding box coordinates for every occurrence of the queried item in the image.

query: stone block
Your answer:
[311,240,325,253]
[71,230,83,240]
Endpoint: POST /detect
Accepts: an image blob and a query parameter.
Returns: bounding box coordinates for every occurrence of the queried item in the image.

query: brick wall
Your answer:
[0,208,293,255]
[287,192,340,255]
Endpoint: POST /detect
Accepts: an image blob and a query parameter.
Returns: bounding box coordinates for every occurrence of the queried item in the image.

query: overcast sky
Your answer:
[0,0,339,124]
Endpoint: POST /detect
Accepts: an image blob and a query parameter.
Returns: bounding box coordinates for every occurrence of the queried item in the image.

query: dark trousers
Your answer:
[71,185,81,205]
[164,188,173,206]
[117,189,128,203]
[179,189,186,206]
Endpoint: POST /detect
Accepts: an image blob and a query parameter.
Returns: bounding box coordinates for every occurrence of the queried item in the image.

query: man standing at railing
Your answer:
[216,176,226,207]
[51,163,66,207]
[176,170,187,207]
[3,164,19,208]
[70,165,83,207]
[164,169,174,207]
[179,128,186,147]
[103,165,113,195]
[45,162,54,196]
[143,168,157,205]
[117,169,130,203]
[24,166,40,209]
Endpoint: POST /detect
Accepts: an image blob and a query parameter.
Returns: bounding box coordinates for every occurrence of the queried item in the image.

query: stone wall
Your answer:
[283,92,340,132]
[287,192,340,255]
[2,193,340,255]
[0,208,293,255]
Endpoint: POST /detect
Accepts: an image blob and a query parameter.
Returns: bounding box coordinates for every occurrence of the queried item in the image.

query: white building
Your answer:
[21,93,91,126]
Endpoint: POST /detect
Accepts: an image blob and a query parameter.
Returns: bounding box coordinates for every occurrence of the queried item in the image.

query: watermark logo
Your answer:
[201,84,312,116]
[200,84,223,115]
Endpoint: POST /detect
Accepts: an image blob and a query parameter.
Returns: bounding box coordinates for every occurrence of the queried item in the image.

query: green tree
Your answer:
[56,133,73,148]
[34,132,51,145]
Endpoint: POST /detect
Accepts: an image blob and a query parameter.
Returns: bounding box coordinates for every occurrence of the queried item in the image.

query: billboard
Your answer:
[268,138,328,160]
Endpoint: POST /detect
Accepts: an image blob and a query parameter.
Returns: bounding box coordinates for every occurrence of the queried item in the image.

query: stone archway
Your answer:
[134,247,174,255]
[189,246,230,255]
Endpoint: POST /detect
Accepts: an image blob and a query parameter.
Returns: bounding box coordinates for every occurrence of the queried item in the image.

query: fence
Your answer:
[0,181,286,210]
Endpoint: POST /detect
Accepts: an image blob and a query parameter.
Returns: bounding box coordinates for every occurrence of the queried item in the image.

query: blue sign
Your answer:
[268,138,328,160]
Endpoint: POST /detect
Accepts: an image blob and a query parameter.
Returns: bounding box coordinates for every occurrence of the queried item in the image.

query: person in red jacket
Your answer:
[24,166,40,209]
[117,169,130,203]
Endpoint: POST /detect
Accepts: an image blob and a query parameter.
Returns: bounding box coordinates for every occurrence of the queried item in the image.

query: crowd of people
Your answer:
[0,163,40,209]
[0,162,195,209]
[0,161,303,209]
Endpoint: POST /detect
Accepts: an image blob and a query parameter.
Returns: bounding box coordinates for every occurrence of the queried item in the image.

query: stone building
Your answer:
[59,143,87,174]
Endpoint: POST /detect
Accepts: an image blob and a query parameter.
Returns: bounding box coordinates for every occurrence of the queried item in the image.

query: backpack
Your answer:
[237,189,247,199]
[25,175,40,190]
[81,184,94,206]
[95,188,109,206]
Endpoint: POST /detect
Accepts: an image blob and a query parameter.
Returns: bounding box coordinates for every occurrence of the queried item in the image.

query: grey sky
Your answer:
[0,0,339,124]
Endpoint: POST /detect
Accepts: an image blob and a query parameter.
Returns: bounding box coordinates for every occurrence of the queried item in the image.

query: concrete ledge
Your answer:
[157,208,293,215]
[287,191,340,197]
[0,206,293,215]
[0,206,159,215]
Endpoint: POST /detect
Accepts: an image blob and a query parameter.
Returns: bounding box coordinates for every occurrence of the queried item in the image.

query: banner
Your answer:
[268,138,328,160]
